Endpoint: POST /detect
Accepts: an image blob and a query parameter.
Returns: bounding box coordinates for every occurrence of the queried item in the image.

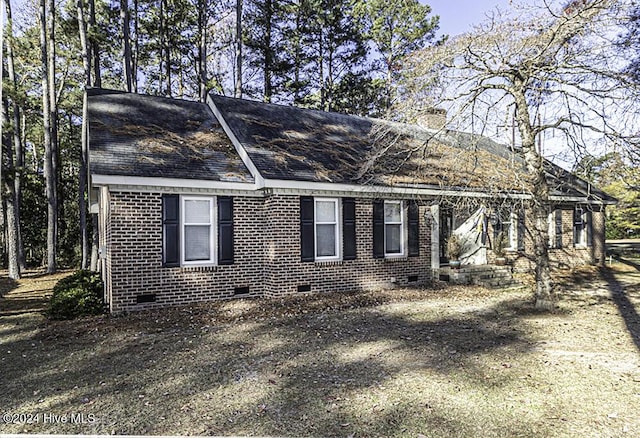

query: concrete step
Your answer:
[441,264,520,289]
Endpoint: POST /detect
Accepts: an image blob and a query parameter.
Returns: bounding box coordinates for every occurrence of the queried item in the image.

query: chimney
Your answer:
[415,108,447,130]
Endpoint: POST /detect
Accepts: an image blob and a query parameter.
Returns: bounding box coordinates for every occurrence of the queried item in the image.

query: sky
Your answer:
[423,0,516,37]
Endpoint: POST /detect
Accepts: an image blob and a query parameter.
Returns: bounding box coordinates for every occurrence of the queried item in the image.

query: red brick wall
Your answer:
[487,208,606,271]
[262,195,431,297]
[105,191,432,312]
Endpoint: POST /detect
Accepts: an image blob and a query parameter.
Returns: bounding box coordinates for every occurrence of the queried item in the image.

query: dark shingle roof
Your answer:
[89,89,253,183]
[211,94,373,183]
[210,93,613,202]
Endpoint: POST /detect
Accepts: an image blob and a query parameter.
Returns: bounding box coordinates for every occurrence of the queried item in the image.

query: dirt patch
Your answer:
[1,265,639,437]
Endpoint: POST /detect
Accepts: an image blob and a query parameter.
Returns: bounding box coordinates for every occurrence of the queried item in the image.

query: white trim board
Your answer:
[207,95,266,188]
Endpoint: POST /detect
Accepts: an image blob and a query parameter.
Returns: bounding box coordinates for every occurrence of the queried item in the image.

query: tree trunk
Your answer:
[121,0,133,92]
[89,0,101,87]
[198,0,208,102]
[90,214,99,271]
[318,28,325,110]
[235,0,242,98]
[1,102,21,280]
[132,0,139,92]
[263,0,272,102]
[40,0,56,273]
[77,0,91,270]
[5,0,26,271]
[513,86,554,309]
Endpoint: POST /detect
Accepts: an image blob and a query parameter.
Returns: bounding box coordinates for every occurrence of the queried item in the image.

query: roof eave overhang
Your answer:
[91,174,258,192]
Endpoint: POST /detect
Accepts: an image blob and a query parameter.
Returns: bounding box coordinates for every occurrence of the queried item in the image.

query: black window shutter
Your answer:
[586,210,593,247]
[300,197,315,262]
[408,201,420,257]
[373,200,385,258]
[555,209,563,249]
[493,215,503,239]
[162,194,180,267]
[218,197,234,265]
[517,209,525,251]
[343,198,357,260]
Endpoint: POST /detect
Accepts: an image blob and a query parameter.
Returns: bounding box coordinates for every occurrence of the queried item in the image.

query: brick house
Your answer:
[88,89,615,312]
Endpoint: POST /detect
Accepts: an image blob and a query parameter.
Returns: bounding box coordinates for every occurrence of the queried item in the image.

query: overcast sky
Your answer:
[425,0,515,37]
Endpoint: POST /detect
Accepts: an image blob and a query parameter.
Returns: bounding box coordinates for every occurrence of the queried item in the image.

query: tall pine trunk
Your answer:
[1,102,21,280]
[198,0,208,102]
[5,0,26,271]
[263,0,272,102]
[132,0,139,92]
[89,0,101,87]
[121,0,133,92]
[40,0,56,273]
[235,0,242,98]
[77,0,91,270]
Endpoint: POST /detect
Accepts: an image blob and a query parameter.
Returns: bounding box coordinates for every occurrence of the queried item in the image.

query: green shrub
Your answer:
[48,270,105,320]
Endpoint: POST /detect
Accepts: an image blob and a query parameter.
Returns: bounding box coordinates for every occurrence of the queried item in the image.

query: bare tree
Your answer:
[399,0,640,309]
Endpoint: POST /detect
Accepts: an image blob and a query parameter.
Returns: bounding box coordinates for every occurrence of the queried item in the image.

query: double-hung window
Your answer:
[548,209,563,249]
[493,208,518,251]
[301,196,354,262]
[314,198,340,260]
[182,196,216,265]
[384,200,404,256]
[162,194,234,267]
[574,206,587,247]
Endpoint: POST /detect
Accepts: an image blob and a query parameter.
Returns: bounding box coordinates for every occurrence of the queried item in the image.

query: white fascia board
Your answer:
[549,195,615,205]
[262,178,532,199]
[91,174,257,191]
[206,94,265,188]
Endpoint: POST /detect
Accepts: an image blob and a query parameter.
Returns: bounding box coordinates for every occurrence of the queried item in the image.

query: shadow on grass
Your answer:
[1,289,548,436]
[0,275,19,298]
[604,256,640,353]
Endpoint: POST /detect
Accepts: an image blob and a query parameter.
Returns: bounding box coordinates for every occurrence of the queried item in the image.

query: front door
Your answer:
[439,209,453,264]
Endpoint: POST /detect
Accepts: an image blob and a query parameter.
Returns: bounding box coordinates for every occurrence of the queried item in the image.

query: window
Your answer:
[574,206,588,247]
[494,208,517,251]
[182,196,216,264]
[300,197,355,262]
[374,200,417,259]
[162,194,234,267]
[384,200,404,255]
[548,209,562,249]
[314,198,340,260]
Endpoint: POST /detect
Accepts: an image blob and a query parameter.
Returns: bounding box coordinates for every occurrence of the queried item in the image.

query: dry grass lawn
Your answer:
[1,261,639,437]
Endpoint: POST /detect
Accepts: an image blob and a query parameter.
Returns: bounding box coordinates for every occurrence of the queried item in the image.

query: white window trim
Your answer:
[507,210,518,251]
[384,200,405,257]
[575,207,587,247]
[314,197,341,261]
[181,195,217,266]
[548,210,556,248]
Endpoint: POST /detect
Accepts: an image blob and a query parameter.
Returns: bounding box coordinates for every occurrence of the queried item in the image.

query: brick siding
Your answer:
[104,191,432,312]
[487,207,606,271]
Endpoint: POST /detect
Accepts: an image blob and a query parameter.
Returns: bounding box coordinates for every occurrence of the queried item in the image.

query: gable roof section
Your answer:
[210,93,613,203]
[88,89,253,184]
[210,94,372,184]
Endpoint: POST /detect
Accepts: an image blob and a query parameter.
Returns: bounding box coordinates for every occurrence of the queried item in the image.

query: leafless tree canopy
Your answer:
[400,0,640,168]
[393,0,640,309]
